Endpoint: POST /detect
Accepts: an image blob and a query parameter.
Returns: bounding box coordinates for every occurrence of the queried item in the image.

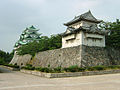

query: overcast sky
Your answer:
[0,0,120,52]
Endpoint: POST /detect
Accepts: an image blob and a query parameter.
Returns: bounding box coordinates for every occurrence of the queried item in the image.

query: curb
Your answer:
[20,69,120,78]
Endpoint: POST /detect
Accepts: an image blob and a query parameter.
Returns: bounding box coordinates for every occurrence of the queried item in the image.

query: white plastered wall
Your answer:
[62,31,83,48]
[62,31,105,48]
[83,33,105,47]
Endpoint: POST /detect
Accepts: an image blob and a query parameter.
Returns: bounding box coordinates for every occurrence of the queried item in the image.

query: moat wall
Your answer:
[10,46,120,68]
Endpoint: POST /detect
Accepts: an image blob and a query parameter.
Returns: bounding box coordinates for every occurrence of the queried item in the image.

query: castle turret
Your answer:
[62,10,109,48]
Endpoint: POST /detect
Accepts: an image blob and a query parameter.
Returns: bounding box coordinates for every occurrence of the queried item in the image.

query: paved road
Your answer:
[0,66,120,90]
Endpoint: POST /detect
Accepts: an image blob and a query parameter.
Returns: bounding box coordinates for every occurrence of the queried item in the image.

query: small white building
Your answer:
[62,10,109,48]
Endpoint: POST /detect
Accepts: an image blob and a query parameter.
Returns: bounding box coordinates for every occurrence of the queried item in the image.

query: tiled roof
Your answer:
[28,25,39,31]
[61,25,110,37]
[64,10,102,26]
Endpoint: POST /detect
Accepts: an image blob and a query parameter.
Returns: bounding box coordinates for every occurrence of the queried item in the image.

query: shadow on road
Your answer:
[0,66,13,73]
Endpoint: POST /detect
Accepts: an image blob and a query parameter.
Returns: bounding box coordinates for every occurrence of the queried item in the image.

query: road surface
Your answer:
[0,66,120,90]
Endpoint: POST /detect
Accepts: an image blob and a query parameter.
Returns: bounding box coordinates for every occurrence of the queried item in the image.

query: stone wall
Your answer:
[10,46,81,68]
[10,52,32,66]
[81,46,120,67]
[10,45,120,68]
[32,46,81,68]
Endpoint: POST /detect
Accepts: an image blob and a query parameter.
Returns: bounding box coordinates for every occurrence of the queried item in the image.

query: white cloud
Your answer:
[74,0,100,8]
[11,0,46,5]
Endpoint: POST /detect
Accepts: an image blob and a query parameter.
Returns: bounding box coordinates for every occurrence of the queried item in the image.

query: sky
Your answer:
[0,0,120,52]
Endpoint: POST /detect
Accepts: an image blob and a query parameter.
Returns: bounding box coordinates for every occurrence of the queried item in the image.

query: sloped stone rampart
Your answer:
[10,46,120,68]
[10,52,32,66]
[32,46,81,68]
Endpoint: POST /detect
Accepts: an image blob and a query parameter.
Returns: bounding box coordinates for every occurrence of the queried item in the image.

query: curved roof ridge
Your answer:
[64,10,102,26]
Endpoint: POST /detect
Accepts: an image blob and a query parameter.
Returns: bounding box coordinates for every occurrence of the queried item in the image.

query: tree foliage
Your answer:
[16,34,62,56]
[99,19,120,48]
[0,50,14,65]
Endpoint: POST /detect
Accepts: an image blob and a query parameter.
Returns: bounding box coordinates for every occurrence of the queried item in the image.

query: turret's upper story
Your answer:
[64,10,101,29]
[62,10,110,37]
[62,11,110,48]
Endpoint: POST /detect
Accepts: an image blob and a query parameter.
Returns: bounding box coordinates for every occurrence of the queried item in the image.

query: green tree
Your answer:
[99,19,120,48]
[0,50,13,64]
[16,34,62,56]
[16,41,40,56]
[48,34,62,50]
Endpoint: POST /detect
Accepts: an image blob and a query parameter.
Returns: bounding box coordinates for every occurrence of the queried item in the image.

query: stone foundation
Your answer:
[10,45,120,68]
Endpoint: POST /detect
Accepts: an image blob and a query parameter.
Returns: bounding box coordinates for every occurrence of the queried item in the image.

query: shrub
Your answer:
[13,65,20,68]
[43,68,50,73]
[116,65,120,69]
[40,68,48,72]
[21,65,120,73]
[35,67,42,71]
[78,68,86,72]
[108,65,120,69]
[63,66,86,72]
[65,65,79,72]
[48,64,50,68]
[41,67,52,73]
[87,66,106,71]
[26,64,32,67]
[53,67,62,73]
[63,67,68,72]
[87,67,95,71]
[22,66,35,70]
[93,66,106,71]
[35,67,52,73]
[22,64,35,70]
